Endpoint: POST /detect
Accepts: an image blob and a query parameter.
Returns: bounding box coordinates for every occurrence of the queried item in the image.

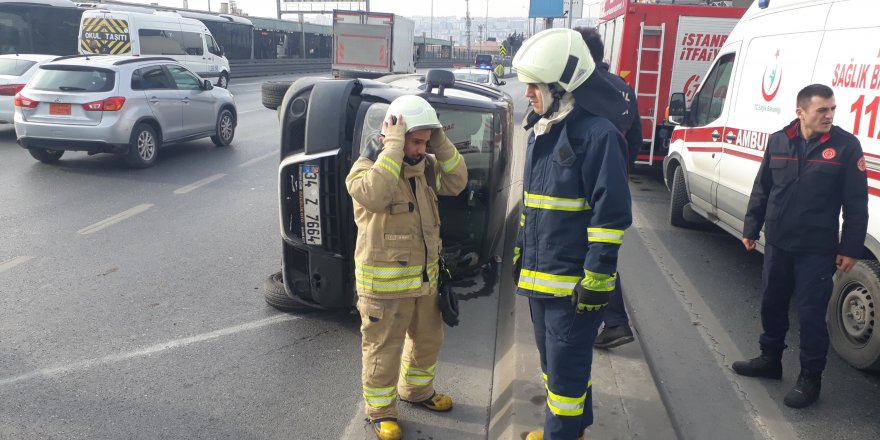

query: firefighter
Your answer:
[736,84,868,409]
[577,26,643,349]
[345,95,468,440]
[511,28,632,439]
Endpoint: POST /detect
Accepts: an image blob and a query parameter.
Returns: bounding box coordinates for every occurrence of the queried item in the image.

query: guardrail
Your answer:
[229,59,331,79]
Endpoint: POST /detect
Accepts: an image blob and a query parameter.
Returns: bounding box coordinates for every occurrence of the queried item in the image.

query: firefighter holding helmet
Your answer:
[511,28,632,440]
[345,95,468,440]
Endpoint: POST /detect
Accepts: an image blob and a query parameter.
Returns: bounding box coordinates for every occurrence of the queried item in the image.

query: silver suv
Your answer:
[14,55,237,168]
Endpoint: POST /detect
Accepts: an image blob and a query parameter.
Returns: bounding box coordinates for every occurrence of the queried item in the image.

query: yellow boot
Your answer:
[404,392,453,412]
[524,431,586,440]
[371,419,402,440]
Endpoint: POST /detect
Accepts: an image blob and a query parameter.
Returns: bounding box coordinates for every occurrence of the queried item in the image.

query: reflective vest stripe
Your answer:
[363,385,397,407]
[356,278,423,292]
[546,388,586,417]
[400,363,436,386]
[518,269,580,296]
[356,261,423,278]
[587,227,624,245]
[524,192,591,211]
[582,270,616,292]
[440,150,462,172]
[520,213,525,227]
[377,155,401,176]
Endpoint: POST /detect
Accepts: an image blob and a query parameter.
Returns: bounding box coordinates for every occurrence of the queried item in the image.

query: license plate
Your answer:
[49,103,71,115]
[300,164,322,246]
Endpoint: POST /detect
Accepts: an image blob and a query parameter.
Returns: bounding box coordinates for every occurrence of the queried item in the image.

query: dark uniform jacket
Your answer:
[515,107,632,299]
[743,119,868,257]
[599,62,642,172]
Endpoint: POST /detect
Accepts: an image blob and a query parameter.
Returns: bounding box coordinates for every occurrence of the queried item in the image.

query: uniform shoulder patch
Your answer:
[858,156,867,172]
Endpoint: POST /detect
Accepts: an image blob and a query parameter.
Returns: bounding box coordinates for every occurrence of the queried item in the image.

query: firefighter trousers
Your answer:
[758,244,837,372]
[602,274,629,327]
[530,296,605,439]
[357,286,444,420]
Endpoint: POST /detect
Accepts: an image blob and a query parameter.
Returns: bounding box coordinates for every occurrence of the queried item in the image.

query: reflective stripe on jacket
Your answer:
[515,108,632,298]
[346,135,467,299]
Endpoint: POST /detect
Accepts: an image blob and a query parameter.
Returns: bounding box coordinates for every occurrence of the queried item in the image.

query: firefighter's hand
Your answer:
[428,127,450,152]
[742,238,756,252]
[571,280,612,314]
[836,255,857,273]
[382,115,407,152]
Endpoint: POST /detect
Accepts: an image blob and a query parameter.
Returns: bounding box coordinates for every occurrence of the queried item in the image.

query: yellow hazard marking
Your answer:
[80,18,131,54]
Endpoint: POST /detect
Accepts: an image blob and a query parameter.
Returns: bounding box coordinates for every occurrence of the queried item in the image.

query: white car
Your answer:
[0,54,58,124]
[451,68,505,88]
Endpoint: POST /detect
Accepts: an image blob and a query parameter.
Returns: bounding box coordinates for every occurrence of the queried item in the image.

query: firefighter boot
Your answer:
[371,418,402,440]
[784,369,822,409]
[404,392,453,412]
[524,430,585,440]
[731,348,783,379]
[594,325,634,349]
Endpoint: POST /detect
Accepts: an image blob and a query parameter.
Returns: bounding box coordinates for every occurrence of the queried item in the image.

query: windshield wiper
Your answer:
[59,86,87,91]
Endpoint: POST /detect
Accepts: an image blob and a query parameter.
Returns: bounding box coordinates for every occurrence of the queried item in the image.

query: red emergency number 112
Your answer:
[851,94,880,138]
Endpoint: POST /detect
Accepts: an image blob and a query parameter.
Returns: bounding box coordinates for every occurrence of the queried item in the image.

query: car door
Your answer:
[133,64,183,141]
[166,64,214,136]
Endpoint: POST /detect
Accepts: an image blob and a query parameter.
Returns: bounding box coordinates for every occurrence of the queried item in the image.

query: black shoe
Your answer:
[594,325,635,349]
[784,370,822,409]
[731,348,783,379]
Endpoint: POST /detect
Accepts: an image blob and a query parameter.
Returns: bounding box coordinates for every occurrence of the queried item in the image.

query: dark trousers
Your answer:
[529,296,605,439]
[602,275,629,327]
[758,244,837,372]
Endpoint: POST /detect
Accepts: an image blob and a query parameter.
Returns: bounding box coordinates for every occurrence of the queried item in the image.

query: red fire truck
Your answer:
[597,0,746,166]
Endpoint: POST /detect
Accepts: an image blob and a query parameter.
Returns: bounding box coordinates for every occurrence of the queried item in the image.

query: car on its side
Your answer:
[0,54,58,125]
[451,68,505,89]
[14,55,236,168]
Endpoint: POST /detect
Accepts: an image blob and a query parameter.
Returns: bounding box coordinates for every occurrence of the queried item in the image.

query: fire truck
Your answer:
[597,0,747,166]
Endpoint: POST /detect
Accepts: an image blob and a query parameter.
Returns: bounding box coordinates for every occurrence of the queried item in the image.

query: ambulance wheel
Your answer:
[669,165,695,228]
[28,148,64,163]
[217,72,229,88]
[828,260,880,371]
[263,271,313,312]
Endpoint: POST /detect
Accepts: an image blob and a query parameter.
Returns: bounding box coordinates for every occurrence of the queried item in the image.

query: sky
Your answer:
[119,0,605,20]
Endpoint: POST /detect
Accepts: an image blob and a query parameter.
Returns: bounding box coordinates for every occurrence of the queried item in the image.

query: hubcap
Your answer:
[220,114,233,141]
[840,282,875,346]
[137,130,155,161]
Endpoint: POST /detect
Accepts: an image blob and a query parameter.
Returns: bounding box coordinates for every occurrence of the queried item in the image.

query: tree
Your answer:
[504,32,525,57]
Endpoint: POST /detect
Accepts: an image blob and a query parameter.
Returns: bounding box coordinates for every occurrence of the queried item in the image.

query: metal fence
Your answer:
[229,56,510,79]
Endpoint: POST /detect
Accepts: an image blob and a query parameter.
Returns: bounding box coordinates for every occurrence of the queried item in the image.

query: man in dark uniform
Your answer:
[576,27,642,348]
[735,84,868,409]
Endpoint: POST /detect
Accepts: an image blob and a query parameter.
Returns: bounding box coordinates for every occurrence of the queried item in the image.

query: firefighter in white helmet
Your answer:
[345,94,468,440]
[511,28,632,440]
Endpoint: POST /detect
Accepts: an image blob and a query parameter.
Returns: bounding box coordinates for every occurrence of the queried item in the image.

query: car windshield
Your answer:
[454,72,489,83]
[29,67,115,92]
[0,59,37,76]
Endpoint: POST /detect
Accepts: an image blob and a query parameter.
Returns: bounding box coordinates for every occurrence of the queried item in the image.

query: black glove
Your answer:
[571,277,613,314]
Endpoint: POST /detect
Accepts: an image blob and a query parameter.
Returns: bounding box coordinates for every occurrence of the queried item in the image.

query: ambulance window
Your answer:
[692,53,735,127]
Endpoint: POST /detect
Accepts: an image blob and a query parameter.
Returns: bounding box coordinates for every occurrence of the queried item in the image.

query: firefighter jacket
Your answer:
[744,119,868,257]
[515,107,632,299]
[345,130,468,299]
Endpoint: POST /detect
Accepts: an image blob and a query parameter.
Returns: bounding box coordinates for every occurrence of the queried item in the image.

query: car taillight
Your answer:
[13,93,38,108]
[0,84,25,96]
[82,96,125,112]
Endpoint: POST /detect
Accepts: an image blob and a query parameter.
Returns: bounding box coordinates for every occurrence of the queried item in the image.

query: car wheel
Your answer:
[216,72,229,88]
[261,80,292,110]
[211,109,235,147]
[263,271,314,312]
[828,260,880,371]
[669,165,695,228]
[125,123,159,168]
[28,148,64,163]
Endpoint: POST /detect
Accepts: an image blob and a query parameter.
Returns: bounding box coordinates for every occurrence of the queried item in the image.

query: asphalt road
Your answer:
[1,71,878,440]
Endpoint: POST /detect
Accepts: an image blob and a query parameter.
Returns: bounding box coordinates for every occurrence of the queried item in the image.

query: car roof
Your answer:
[43,55,178,69]
[0,54,59,63]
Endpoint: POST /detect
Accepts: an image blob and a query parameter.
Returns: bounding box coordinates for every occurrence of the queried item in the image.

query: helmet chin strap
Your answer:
[523,83,566,130]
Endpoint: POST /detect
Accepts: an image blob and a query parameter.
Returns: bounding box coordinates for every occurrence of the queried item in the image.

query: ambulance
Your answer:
[597,0,747,166]
[665,0,880,371]
[78,8,231,88]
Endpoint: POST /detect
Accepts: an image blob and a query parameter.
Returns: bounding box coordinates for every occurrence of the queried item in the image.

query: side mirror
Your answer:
[203,79,213,90]
[668,92,687,125]
[219,46,225,57]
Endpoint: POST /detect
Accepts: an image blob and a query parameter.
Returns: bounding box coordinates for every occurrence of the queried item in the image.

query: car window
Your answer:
[205,34,221,56]
[0,59,37,76]
[138,29,186,56]
[29,67,115,92]
[454,72,489,84]
[691,53,735,127]
[132,65,174,90]
[167,65,201,90]
[182,32,204,56]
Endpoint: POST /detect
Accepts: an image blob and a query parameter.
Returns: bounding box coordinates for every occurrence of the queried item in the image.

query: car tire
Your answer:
[261,80,292,110]
[828,260,880,371]
[211,109,235,147]
[28,148,64,163]
[263,271,313,312]
[216,72,229,88]
[670,165,696,228]
[125,123,159,168]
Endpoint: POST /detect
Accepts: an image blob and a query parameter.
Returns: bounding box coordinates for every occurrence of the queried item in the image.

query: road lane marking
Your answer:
[238,151,276,168]
[238,108,266,115]
[0,256,34,273]
[77,204,154,235]
[173,173,226,195]
[0,314,300,387]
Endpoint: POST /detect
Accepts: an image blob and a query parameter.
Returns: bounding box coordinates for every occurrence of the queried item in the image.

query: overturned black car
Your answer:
[264,70,514,311]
